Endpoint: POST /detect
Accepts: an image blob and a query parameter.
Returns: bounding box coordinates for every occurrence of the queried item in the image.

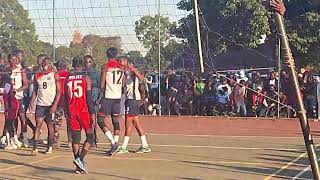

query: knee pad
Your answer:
[71,130,81,144]
[97,116,106,129]
[111,115,120,131]
[86,133,94,144]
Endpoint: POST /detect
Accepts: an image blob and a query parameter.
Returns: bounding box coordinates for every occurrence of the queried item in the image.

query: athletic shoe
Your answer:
[82,160,88,174]
[135,146,151,153]
[116,147,129,155]
[108,143,120,156]
[22,138,29,148]
[31,149,39,156]
[4,144,15,150]
[73,158,85,172]
[45,146,53,154]
[14,139,22,148]
[75,167,82,174]
[10,139,18,150]
[0,136,6,145]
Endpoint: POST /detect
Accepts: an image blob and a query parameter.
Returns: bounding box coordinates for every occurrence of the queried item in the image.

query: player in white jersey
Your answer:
[116,56,151,155]
[8,54,30,147]
[96,47,123,156]
[30,57,60,155]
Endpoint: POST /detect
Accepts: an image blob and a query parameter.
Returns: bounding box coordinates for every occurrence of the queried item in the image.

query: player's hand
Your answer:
[50,105,58,114]
[91,114,97,125]
[270,0,286,15]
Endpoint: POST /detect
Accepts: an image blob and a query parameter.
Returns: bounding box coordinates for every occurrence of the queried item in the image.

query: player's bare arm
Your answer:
[50,73,61,114]
[129,64,144,81]
[97,65,106,103]
[29,78,38,112]
[16,69,28,92]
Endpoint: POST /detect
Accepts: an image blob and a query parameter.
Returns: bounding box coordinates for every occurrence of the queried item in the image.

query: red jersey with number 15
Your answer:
[65,74,89,113]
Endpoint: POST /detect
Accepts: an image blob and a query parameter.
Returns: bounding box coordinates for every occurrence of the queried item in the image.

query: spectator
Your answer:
[216,86,230,113]
[265,71,278,91]
[265,85,278,117]
[233,80,247,116]
[303,74,317,118]
[252,86,268,117]
[252,72,264,91]
[193,78,205,116]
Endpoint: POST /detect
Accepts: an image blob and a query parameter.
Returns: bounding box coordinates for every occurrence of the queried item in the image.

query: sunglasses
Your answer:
[86,60,92,64]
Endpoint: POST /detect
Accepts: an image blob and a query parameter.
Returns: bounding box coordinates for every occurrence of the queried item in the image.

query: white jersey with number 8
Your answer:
[35,72,57,106]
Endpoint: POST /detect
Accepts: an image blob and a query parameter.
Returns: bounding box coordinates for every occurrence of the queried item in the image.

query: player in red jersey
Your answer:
[54,60,71,147]
[65,58,95,174]
[0,73,20,150]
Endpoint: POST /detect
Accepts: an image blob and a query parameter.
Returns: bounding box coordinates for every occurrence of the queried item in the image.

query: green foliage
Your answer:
[176,0,320,70]
[135,15,184,69]
[0,0,51,65]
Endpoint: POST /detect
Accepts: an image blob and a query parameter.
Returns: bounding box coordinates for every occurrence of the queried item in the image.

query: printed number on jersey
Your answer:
[112,70,123,84]
[67,80,83,98]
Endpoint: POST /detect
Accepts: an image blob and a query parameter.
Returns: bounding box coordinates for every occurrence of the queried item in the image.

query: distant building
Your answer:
[71,30,82,46]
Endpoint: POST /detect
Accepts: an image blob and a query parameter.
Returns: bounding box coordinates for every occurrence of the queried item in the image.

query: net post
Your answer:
[273,2,320,179]
[193,0,204,73]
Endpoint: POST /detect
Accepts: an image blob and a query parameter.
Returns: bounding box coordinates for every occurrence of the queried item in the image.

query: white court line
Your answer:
[264,143,320,180]
[149,133,304,139]
[0,156,60,172]
[97,142,304,152]
[292,158,320,180]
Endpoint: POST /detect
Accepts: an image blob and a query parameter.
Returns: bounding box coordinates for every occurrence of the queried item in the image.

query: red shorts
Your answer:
[69,111,92,133]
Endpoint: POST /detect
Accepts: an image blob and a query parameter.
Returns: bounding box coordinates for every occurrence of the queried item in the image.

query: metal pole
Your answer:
[277,36,281,119]
[157,0,161,116]
[193,0,204,73]
[52,0,56,62]
[273,8,320,179]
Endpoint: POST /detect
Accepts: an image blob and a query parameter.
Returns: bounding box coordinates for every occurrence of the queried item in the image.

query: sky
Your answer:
[18,0,190,53]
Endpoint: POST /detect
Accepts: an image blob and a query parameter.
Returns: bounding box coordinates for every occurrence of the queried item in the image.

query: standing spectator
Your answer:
[265,71,278,91]
[252,72,264,91]
[316,76,320,120]
[193,78,205,116]
[216,86,230,113]
[233,80,247,116]
[303,74,317,118]
[252,86,268,117]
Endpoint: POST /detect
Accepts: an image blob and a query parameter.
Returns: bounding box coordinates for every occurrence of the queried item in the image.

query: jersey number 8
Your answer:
[67,80,83,98]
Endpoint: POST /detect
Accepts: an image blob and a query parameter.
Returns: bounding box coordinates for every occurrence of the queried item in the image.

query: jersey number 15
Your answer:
[67,80,83,98]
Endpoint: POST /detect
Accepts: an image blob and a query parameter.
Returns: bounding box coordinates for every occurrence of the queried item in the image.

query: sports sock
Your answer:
[114,135,119,143]
[140,135,148,147]
[122,136,130,149]
[105,131,115,144]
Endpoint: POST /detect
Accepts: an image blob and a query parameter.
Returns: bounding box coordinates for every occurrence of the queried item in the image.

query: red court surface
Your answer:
[0,115,320,180]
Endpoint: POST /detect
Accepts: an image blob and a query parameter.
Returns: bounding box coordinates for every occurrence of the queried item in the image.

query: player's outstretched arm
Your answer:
[50,73,61,114]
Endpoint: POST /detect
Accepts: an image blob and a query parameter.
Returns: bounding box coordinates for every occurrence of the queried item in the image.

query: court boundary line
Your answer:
[149,133,304,139]
[96,142,305,152]
[292,157,320,180]
[0,156,60,172]
[264,143,320,180]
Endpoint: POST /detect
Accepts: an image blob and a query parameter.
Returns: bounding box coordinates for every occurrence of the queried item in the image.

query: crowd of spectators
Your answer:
[142,69,320,119]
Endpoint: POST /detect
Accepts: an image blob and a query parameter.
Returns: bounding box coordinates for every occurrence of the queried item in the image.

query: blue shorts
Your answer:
[125,100,141,116]
[99,98,121,116]
[35,105,54,122]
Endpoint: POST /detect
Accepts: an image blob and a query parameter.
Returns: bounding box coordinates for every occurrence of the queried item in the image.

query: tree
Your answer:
[175,0,320,70]
[81,34,123,68]
[135,15,179,69]
[0,0,51,65]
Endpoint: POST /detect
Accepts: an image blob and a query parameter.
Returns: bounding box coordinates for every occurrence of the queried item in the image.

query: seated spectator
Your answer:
[265,85,278,117]
[193,78,206,116]
[252,86,268,117]
[177,87,193,115]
